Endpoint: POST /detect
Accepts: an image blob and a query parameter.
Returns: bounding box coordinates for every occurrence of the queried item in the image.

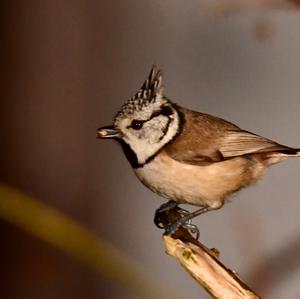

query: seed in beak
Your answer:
[97,130,108,138]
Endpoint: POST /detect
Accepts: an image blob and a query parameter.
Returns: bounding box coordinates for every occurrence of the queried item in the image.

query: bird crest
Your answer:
[115,65,164,118]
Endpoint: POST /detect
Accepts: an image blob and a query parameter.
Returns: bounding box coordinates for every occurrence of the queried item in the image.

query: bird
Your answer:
[97,65,300,235]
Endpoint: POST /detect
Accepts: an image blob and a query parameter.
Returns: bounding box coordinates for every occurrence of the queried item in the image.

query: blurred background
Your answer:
[1,1,300,298]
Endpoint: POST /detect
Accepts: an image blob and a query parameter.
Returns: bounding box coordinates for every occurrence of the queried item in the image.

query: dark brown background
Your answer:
[1,1,300,298]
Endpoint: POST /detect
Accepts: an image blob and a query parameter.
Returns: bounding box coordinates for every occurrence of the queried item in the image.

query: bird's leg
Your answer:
[154,200,178,228]
[154,201,201,239]
[174,208,200,239]
[164,207,215,237]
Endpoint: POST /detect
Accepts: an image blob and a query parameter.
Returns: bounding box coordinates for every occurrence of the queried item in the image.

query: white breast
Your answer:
[134,151,265,208]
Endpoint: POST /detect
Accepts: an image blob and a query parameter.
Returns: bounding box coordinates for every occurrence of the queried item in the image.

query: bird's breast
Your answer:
[134,150,266,208]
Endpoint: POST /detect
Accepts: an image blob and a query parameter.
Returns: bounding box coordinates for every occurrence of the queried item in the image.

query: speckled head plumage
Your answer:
[115,65,164,121]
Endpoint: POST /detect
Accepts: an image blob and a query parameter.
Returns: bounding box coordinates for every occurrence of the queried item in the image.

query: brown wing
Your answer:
[164,106,295,165]
[219,131,294,158]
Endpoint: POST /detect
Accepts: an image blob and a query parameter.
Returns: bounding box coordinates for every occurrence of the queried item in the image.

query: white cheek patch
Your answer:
[130,115,179,164]
[143,116,169,144]
[114,99,180,165]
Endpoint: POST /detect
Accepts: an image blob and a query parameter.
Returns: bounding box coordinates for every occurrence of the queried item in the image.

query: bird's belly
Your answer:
[134,151,265,208]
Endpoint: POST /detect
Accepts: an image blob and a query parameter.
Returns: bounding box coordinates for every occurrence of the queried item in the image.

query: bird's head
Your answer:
[97,66,181,166]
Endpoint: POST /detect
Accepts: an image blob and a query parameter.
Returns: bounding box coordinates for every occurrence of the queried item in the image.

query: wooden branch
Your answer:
[160,208,261,299]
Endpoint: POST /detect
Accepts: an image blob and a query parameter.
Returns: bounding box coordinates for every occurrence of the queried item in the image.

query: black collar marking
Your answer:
[117,139,141,168]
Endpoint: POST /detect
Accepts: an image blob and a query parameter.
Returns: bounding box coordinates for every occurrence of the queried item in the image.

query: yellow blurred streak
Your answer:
[0,184,181,299]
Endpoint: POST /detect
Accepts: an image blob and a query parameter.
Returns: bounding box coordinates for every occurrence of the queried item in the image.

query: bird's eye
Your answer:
[131,119,145,130]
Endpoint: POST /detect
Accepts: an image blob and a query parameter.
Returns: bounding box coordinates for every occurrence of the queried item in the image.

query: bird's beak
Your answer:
[97,125,123,139]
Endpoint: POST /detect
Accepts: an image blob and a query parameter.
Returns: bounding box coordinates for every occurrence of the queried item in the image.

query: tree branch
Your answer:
[161,208,261,299]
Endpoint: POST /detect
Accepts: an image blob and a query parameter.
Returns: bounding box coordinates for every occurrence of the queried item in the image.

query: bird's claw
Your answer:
[154,201,200,239]
[154,200,178,228]
[164,218,200,240]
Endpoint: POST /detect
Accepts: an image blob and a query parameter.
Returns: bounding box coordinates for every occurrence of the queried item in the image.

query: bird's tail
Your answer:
[267,147,300,165]
[287,148,300,157]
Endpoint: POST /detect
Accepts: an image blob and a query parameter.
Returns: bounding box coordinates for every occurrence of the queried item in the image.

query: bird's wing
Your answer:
[219,130,294,158]
[164,107,296,165]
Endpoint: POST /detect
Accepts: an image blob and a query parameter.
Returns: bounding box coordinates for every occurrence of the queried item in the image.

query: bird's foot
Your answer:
[164,207,213,239]
[181,222,200,240]
[164,215,200,240]
[154,200,178,228]
[154,201,201,239]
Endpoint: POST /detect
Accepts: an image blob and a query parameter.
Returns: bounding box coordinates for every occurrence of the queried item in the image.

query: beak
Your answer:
[97,125,122,139]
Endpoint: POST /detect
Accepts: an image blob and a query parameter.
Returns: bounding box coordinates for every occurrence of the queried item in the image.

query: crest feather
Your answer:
[115,65,164,118]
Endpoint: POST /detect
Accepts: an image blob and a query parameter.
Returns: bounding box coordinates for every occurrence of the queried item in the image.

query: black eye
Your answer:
[131,119,144,130]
